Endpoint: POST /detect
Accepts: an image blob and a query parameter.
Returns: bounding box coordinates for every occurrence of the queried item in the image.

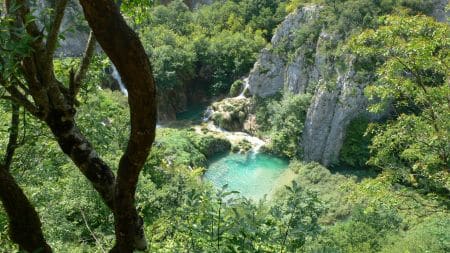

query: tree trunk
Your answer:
[45,112,116,210]
[2,0,156,251]
[0,167,52,253]
[0,102,52,253]
[0,3,52,251]
[78,1,157,252]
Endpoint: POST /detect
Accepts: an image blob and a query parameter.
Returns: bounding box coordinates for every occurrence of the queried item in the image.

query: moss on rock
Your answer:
[211,97,252,131]
[147,128,231,169]
[229,80,244,97]
[192,134,232,158]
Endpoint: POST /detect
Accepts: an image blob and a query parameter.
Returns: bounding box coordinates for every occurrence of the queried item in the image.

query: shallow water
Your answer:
[204,152,289,200]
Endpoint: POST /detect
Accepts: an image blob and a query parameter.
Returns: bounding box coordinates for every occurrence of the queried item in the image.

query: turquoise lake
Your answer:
[204,152,289,200]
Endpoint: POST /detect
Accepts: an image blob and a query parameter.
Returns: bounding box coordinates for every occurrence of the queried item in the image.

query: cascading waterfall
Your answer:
[236,77,250,99]
[196,121,265,154]
[111,64,129,97]
[199,76,264,153]
[202,107,214,122]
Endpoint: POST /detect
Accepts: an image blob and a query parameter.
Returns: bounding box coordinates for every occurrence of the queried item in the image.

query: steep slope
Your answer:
[248,1,449,166]
[247,6,368,165]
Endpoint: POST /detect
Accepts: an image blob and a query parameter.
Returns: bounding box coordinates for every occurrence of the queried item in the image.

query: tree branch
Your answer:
[79,0,157,251]
[70,31,96,104]
[14,0,43,39]
[3,102,20,170]
[46,0,69,63]
[4,84,40,118]
[0,165,52,253]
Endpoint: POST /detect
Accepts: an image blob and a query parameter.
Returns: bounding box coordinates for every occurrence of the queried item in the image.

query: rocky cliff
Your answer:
[248,6,322,97]
[247,6,364,165]
[247,2,449,166]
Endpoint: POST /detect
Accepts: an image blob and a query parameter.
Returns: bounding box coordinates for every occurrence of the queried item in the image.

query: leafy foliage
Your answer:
[257,93,312,158]
[338,116,373,168]
[1,1,449,252]
[124,0,284,96]
[348,15,450,193]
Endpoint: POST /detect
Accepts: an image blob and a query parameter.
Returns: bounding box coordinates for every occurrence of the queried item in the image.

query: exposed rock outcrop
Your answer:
[302,59,367,165]
[431,0,449,22]
[210,98,252,131]
[248,6,321,97]
[248,2,449,165]
[248,6,364,165]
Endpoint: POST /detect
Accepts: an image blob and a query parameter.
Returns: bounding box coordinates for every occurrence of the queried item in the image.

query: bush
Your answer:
[310,205,402,253]
[147,128,231,170]
[190,133,231,158]
[381,213,450,253]
[229,79,244,97]
[286,161,356,223]
[338,116,372,168]
[258,93,312,158]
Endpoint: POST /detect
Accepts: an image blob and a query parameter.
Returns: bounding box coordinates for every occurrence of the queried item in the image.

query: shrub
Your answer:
[229,79,244,97]
[338,116,372,168]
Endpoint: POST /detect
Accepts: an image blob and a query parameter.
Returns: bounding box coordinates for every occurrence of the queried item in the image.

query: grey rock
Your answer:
[248,6,369,166]
[248,6,322,97]
[302,61,366,165]
[247,49,286,97]
[431,0,449,23]
[35,0,90,57]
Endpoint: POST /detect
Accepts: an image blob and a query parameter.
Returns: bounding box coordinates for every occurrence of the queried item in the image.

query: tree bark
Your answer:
[0,166,52,253]
[78,1,157,252]
[2,1,156,251]
[0,102,52,252]
[45,113,116,210]
[3,102,19,170]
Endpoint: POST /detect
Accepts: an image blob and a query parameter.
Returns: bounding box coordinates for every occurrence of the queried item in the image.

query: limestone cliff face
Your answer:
[248,3,448,166]
[248,6,365,165]
[248,6,321,97]
[432,0,449,22]
[302,60,367,165]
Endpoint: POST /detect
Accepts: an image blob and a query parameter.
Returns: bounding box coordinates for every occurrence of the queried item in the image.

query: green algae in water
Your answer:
[204,152,289,200]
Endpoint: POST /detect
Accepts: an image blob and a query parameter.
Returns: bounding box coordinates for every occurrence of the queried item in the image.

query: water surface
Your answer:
[204,152,289,200]
[176,104,208,123]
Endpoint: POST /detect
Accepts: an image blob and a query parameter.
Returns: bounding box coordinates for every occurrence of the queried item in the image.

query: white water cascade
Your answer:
[202,106,214,122]
[111,65,129,97]
[236,77,250,99]
[196,121,265,153]
[196,76,265,153]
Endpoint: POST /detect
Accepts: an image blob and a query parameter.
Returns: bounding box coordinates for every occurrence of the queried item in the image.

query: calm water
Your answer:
[204,153,289,200]
[176,104,208,122]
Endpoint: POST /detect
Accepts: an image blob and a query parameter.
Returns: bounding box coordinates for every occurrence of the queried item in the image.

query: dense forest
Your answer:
[0,0,449,252]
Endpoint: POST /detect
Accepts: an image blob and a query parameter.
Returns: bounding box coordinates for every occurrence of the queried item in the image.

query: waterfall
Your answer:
[236,77,250,99]
[196,122,265,154]
[202,106,214,122]
[111,64,129,97]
